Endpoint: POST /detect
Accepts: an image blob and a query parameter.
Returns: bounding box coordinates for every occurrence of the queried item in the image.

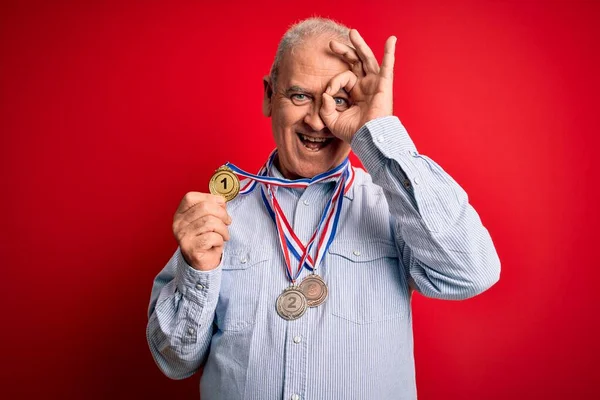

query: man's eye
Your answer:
[334,97,350,109]
[290,94,310,105]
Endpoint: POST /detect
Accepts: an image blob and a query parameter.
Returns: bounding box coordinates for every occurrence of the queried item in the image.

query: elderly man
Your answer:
[147,17,500,400]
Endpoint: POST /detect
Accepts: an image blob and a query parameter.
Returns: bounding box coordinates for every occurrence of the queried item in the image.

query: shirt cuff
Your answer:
[351,116,418,178]
[173,248,222,307]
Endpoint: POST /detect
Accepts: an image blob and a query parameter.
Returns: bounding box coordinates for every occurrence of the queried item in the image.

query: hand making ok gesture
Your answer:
[320,29,397,143]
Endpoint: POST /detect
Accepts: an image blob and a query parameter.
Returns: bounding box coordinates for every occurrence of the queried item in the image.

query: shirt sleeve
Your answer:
[146,248,222,379]
[351,116,501,300]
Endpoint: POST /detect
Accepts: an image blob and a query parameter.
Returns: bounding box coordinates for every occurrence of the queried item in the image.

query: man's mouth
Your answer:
[297,133,334,151]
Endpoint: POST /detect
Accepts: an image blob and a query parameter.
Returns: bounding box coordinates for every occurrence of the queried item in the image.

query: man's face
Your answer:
[263,35,352,179]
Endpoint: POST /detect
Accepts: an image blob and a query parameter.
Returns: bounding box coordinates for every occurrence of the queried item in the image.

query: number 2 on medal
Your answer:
[220,177,228,190]
[288,296,297,309]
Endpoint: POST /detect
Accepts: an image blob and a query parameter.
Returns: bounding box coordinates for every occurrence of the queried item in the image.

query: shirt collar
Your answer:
[269,164,354,201]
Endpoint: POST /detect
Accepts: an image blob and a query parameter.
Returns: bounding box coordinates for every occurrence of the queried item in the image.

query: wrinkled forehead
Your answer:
[278,34,351,88]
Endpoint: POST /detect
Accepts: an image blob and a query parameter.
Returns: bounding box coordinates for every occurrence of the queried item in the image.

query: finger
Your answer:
[188,215,230,242]
[181,200,232,225]
[349,29,379,74]
[329,40,364,76]
[321,71,358,128]
[195,231,225,251]
[380,36,397,80]
[325,70,359,97]
[320,92,339,130]
[177,192,225,214]
[174,200,230,241]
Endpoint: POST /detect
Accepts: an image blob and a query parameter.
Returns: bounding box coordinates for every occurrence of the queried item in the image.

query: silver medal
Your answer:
[299,274,329,307]
[276,286,308,320]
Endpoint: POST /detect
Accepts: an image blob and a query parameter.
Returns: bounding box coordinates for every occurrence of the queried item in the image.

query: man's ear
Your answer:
[262,76,273,117]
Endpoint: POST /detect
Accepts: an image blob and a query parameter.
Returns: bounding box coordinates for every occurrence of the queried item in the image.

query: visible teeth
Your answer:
[301,134,328,143]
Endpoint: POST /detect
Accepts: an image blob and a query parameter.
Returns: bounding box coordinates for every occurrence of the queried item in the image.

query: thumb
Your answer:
[320,93,339,131]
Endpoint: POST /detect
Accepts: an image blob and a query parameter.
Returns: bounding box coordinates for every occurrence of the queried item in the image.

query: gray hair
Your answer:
[269,17,351,89]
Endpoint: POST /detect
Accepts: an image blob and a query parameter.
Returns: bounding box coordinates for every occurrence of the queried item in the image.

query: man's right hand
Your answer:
[173,192,232,271]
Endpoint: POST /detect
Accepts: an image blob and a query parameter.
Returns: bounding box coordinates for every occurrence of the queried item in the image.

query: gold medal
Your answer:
[209,166,240,202]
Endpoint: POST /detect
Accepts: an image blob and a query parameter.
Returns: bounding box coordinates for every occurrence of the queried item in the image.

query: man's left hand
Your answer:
[320,29,396,143]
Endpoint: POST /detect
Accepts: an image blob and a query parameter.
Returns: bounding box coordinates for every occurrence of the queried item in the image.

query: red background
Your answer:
[1,0,598,398]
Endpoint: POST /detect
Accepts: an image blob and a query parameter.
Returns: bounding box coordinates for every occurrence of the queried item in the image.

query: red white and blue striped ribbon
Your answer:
[225,150,355,283]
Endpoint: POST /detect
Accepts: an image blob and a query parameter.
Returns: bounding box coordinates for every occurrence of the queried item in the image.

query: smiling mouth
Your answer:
[297,133,334,151]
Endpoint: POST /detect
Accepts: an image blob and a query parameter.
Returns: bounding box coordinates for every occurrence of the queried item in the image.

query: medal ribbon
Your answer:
[228,150,350,195]
[225,150,355,283]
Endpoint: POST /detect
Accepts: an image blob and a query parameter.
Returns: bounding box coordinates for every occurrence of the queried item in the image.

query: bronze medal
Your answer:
[276,286,308,320]
[209,166,240,202]
[299,274,328,307]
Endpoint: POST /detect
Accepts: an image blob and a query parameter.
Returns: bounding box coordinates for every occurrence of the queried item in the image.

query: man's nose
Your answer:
[303,104,326,132]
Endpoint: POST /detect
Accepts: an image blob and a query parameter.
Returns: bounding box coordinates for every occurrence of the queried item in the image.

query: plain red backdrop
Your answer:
[1,0,598,398]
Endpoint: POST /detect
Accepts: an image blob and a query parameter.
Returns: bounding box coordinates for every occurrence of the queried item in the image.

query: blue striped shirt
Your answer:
[146,116,501,399]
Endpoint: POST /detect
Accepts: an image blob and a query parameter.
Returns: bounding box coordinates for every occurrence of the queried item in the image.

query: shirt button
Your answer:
[377,135,385,143]
[187,327,195,335]
[302,199,310,206]
[403,178,411,188]
[196,283,204,290]
[240,257,248,264]
[291,395,301,400]
[414,177,420,185]
[353,250,361,256]
[293,336,302,344]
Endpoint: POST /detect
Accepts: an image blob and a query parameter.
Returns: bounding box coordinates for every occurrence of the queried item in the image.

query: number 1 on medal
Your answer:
[209,166,240,202]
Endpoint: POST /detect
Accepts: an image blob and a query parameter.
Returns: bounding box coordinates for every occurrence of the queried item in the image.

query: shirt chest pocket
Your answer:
[215,246,270,332]
[327,240,410,324]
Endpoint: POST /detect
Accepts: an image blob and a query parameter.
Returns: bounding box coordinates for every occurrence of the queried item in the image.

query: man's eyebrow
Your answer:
[284,85,350,97]
[284,86,313,96]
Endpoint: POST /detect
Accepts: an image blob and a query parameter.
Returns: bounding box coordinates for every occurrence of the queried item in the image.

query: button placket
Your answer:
[283,319,308,400]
